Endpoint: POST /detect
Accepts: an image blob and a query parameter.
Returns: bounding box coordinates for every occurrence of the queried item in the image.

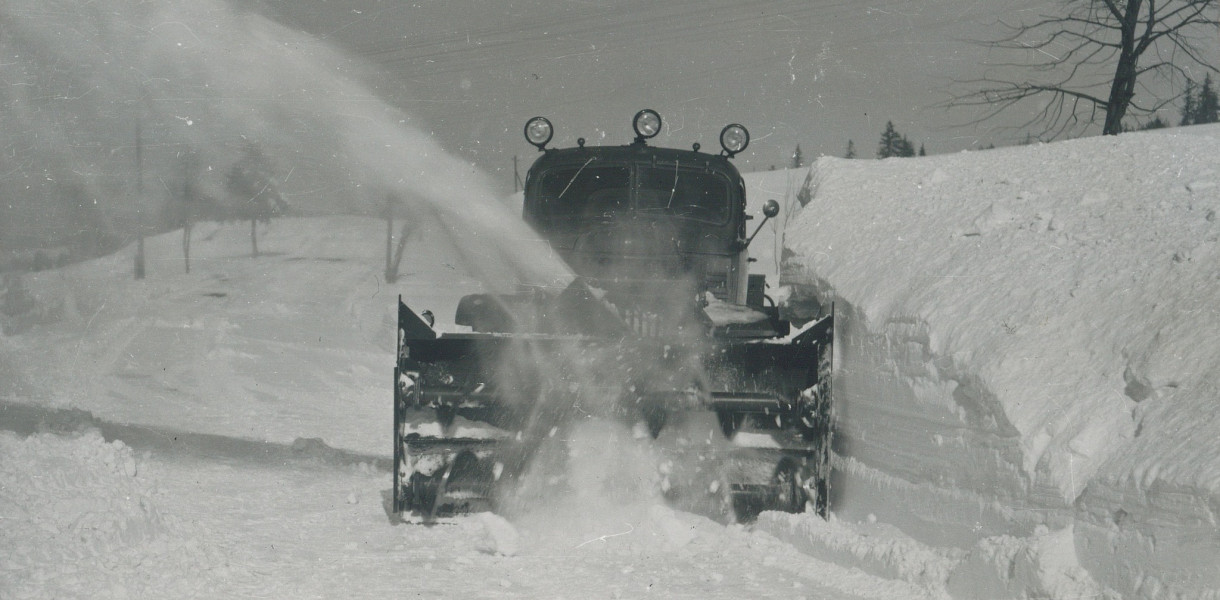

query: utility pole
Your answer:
[181,156,194,275]
[134,121,145,280]
[513,155,522,193]
[384,194,395,283]
[384,194,410,284]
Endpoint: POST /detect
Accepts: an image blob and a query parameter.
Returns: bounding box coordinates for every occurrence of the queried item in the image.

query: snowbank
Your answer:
[766,125,1220,599]
[0,430,228,598]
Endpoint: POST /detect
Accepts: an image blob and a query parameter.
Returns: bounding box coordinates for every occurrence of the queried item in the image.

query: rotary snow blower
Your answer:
[393,110,833,522]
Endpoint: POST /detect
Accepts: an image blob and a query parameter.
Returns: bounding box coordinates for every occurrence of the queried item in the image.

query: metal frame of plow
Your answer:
[392,296,836,521]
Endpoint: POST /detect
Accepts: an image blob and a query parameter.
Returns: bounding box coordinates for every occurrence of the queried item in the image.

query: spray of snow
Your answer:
[0,0,569,289]
[498,419,670,545]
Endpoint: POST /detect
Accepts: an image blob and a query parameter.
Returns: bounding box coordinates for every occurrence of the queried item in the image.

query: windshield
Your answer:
[537,164,631,220]
[637,164,731,224]
[535,161,731,224]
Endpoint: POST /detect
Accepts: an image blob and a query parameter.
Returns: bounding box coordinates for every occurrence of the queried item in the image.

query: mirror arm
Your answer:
[740,199,781,250]
[743,215,773,248]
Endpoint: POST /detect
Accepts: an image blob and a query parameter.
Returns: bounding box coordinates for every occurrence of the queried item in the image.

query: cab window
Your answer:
[537,165,631,220]
[637,164,731,224]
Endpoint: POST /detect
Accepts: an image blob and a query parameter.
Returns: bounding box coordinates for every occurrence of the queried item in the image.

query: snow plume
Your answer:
[0,0,569,287]
[489,336,683,516]
[499,414,729,558]
[501,418,668,542]
[482,283,731,536]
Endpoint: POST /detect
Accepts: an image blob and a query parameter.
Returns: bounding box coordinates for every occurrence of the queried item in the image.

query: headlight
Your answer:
[633,109,662,141]
[719,124,749,156]
[524,116,553,149]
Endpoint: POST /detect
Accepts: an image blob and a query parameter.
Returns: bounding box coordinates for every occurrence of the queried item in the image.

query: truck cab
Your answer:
[520,110,779,335]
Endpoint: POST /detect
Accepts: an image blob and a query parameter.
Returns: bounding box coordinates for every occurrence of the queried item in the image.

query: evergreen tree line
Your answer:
[781,121,927,170]
[839,121,925,160]
[821,76,1219,162]
[1142,74,1218,130]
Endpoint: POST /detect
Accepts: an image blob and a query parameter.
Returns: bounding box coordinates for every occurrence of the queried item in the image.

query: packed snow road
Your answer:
[0,219,920,599]
[0,406,930,600]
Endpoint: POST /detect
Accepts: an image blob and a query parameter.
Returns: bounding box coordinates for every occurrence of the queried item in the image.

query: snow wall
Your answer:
[748,125,1220,599]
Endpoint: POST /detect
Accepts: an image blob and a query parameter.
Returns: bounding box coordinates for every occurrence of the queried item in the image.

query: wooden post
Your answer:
[251,219,259,257]
[135,235,145,279]
[513,155,522,193]
[134,121,145,279]
[182,158,192,274]
[384,194,396,283]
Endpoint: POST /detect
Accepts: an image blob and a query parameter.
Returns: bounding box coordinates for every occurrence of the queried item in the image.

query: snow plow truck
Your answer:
[393,110,833,522]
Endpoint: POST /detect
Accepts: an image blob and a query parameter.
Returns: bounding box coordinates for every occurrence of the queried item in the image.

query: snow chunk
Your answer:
[476,512,521,556]
[647,504,696,549]
[919,168,951,188]
[1185,180,1216,193]
[947,525,1118,600]
[962,202,1018,237]
[703,294,770,326]
[757,511,962,590]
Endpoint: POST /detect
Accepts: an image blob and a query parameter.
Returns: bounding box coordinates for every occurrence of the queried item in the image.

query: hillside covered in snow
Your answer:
[1,125,1218,599]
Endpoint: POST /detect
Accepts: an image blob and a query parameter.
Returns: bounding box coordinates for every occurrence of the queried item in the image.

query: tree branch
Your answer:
[946,0,1219,139]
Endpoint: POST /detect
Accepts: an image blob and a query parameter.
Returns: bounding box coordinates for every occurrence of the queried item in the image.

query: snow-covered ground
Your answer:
[0,216,924,599]
[3,125,1218,599]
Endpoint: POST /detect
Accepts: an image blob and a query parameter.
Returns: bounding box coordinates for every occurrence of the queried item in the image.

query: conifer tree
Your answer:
[844,140,856,159]
[791,145,804,168]
[1180,75,1218,126]
[1181,79,1197,126]
[878,122,920,158]
[1141,116,1169,130]
[877,122,903,158]
[1195,73,1218,125]
[899,135,914,157]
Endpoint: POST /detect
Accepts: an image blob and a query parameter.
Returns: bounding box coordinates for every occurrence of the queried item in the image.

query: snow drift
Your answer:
[765,124,1220,599]
[0,430,225,598]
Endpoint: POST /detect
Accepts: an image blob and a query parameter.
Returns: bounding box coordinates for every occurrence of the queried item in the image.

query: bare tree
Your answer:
[949,0,1219,138]
[383,194,413,284]
[166,150,220,274]
[226,142,285,258]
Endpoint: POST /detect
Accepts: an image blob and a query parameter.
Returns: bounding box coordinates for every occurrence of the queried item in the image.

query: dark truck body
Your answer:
[393,112,833,522]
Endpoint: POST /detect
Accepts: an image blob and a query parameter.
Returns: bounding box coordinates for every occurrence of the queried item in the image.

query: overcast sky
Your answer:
[4,0,1212,252]
[260,0,1055,189]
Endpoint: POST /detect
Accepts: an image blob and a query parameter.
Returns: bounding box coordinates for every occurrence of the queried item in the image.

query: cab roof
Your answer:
[526,143,744,182]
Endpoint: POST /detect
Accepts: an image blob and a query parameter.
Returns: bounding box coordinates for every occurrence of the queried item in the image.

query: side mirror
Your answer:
[762,199,780,219]
[742,200,781,250]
